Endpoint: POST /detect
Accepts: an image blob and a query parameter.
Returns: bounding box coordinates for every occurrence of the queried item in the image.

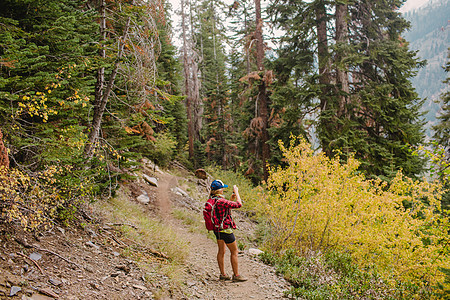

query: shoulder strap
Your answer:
[211,196,229,229]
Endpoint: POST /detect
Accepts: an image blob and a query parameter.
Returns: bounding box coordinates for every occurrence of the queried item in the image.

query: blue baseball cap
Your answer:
[211,179,228,190]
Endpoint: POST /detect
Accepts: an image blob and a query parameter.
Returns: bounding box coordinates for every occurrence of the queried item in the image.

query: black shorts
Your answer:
[213,231,236,244]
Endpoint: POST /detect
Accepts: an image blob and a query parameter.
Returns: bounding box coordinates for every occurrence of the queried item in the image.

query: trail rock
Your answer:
[29,252,42,261]
[38,288,59,298]
[248,248,264,256]
[137,193,150,205]
[116,264,130,274]
[10,286,21,296]
[85,241,100,250]
[49,278,62,287]
[172,187,188,197]
[132,284,147,290]
[142,158,161,172]
[143,175,158,187]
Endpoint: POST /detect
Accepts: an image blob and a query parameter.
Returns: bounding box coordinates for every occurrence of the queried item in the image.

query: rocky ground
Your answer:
[0,162,292,299]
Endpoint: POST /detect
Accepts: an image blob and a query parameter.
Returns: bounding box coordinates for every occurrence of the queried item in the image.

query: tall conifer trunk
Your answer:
[335,2,349,119]
[181,0,194,159]
[189,1,202,143]
[315,0,332,156]
[254,0,270,181]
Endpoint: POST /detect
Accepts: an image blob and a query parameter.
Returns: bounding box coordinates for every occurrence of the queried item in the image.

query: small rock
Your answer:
[10,286,21,296]
[137,194,150,205]
[248,248,264,256]
[85,265,94,273]
[132,284,147,290]
[49,278,62,287]
[85,241,100,250]
[56,227,65,235]
[186,280,196,287]
[29,252,42,261]
[38,288,59,298]
[90,282,100,290]
[87,229,97,237]
[143,174,158,187]
[172,187,189,197]
[112,251,120,257]
[116,265,130,274]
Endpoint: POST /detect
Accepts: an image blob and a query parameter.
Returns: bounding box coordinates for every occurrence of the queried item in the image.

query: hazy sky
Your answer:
[400,0,433,12]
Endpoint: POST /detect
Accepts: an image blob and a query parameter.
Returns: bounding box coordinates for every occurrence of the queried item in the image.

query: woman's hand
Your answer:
[232,185,242,205]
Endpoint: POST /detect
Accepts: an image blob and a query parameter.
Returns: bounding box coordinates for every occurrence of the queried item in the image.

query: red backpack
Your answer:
[203,196,227,231]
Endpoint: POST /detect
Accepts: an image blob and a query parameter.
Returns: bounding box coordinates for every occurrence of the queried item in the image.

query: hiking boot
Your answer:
[219,274,231,280]
[232,274,248,282]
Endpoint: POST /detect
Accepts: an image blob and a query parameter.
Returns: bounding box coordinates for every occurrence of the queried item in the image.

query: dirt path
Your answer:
[154,172,291,299]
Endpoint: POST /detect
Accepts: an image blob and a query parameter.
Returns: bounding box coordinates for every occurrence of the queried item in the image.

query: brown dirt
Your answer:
[0,165,291,299]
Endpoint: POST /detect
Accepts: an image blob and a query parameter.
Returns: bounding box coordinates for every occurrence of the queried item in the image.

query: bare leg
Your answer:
[226,241,239,276]
[217,239,227,276]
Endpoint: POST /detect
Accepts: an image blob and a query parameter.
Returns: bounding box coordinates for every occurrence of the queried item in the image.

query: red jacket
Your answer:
[213,197,242,230]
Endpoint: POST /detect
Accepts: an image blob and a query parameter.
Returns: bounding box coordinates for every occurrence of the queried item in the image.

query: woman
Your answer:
[209,179,248,282]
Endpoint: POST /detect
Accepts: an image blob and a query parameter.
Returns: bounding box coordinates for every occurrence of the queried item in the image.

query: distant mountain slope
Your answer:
[403,0,449,135]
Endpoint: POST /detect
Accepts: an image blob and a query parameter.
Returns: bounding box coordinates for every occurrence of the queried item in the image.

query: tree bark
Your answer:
[84,17,131,158]
[254,0,270,181]
[316,0,330,111]
[189,1,202,143]
[182,0,194,159]
[335,2,349,118]
[0,129,9,169]
[315,0,332,155]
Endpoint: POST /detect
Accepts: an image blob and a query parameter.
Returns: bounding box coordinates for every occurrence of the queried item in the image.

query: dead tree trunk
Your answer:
[84,17,131,158]
[189,1,202,143]
[182,0,195,160]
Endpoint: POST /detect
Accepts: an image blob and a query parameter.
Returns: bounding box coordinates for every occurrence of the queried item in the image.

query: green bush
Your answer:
[146,132,177,167]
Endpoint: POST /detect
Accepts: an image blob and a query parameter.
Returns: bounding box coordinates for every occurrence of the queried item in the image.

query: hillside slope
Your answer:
[0,163,291,299]
[403,0,450,132]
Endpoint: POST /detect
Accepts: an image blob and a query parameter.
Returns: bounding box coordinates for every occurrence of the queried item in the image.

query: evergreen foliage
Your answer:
[268,0,427,180]
[433,54,450,211]
[0,0,184,227]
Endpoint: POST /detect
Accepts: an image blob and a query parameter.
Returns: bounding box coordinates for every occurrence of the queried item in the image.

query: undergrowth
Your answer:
[260,249,435,300]
[95,187,189,285]
[172,208,204,234]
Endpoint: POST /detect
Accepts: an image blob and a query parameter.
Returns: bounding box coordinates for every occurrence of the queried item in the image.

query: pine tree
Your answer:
[268,0,426,179]
[195,0,233,168]
[0,0,98,168]
[433,57,450,161]
[433,54,450,210]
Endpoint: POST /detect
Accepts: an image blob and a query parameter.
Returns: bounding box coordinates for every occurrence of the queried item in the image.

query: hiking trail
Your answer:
[154,171,291,299]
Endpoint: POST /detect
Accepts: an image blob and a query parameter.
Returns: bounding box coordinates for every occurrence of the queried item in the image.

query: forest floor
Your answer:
[0,163,292,299]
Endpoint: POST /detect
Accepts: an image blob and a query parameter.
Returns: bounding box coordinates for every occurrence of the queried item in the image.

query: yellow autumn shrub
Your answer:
[0,165,90,231]
[263,137,449,288]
